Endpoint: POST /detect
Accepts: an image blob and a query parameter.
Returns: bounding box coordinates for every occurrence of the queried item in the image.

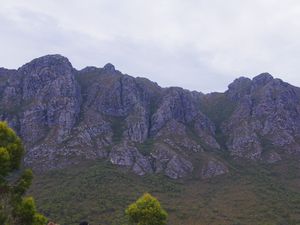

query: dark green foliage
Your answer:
[200,93,236,148]
[13,197,47,225]
[14,169,34,196]
[110,117,126,143]
[0,147,10,177]
[126,193,168,225]
[33,213,48,225]
[200,93,236,129]
[137,139,155,156]
[0,121,24,174]
[0,121,47,225]
[14,197,37,225]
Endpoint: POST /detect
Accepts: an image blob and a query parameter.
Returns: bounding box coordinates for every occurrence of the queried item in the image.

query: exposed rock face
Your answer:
[201,159,228,179]
[1,55,81,144]
[151,143,193,179]
[1,55,300,179]
[224,73,300,161]
[109,143,153,176]
[265,151,282,164]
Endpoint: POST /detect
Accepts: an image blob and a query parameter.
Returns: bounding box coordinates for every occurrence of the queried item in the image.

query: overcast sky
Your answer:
[1,0,300,93]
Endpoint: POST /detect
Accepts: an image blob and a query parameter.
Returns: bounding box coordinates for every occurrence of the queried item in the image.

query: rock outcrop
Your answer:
[1,55,300,179]
[201,159,228,179]
[223,73,300,161]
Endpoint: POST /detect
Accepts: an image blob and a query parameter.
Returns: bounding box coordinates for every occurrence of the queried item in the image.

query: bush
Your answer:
[126,193,168,225]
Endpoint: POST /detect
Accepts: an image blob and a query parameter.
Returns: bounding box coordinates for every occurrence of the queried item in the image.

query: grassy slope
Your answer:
[29,159,300,225]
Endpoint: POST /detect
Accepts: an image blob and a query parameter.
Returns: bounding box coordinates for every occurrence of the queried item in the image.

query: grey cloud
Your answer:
[1,0,300,93]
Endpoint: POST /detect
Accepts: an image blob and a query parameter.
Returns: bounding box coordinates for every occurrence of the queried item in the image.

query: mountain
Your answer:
[1,54,300,180]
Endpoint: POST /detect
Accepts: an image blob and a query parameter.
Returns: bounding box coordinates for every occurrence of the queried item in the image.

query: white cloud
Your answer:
[1,0,300,92]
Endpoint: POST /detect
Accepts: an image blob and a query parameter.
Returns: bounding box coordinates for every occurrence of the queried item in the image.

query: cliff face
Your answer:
[224,74,300,161]
[1,55,300,179]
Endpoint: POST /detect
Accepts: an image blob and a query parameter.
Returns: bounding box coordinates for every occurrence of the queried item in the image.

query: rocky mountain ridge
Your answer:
[1,54,300,179]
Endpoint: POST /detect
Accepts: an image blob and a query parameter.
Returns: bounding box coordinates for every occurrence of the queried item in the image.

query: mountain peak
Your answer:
[228,76,252,88]
[227,76,252,100]
[252,73,273,85]
[21,54,71,67]
[103,63,115,72]
[19,54,73,74]
[31,54,70,63]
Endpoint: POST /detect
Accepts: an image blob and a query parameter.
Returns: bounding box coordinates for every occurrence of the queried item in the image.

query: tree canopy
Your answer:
[126,193,168,225]
[0,121,24,179]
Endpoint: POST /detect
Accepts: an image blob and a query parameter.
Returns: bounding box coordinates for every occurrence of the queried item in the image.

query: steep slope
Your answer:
[1,55,300,180]
[224,73,300,161]
[73,64,222,179]
[0,55,81,169]
[0,55,223,179]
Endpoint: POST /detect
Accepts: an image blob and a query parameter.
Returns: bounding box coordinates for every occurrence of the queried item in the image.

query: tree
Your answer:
[125,193,168,225]
[0,121,24,172]
[0,121,47,225]
[13,197,47,225]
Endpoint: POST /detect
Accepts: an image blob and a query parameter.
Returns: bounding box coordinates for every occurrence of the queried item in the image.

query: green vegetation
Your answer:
[200,93,236,148]
[13,197,47,225]
[200,93,236,129]
[29,158,300,225]
[0,121,47,225]
[29,161,180,225]
[110,117,126,144]
[126,193,168,225]
[136,139,155,156]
